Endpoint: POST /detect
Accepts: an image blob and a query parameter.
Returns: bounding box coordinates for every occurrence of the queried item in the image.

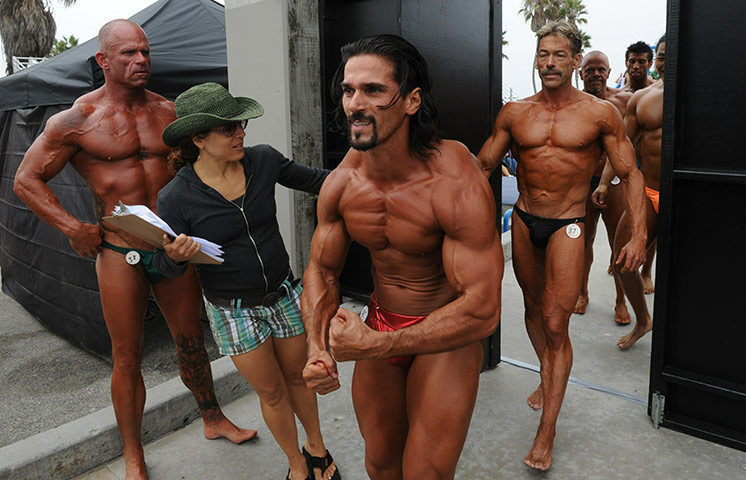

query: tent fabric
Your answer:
[0,0,228,111]
[0,0,228,359]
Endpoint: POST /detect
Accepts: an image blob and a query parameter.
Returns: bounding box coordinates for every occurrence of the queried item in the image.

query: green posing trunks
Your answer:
[101,241,165,284]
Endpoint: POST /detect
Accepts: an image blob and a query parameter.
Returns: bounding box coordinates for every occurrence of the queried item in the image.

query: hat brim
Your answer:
[162,97,264,147]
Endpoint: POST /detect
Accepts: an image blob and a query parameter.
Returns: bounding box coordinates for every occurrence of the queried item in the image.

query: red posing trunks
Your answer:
[362,295,426,368]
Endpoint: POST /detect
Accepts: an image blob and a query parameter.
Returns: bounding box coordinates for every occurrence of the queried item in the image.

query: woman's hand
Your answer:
[162,233,201,263]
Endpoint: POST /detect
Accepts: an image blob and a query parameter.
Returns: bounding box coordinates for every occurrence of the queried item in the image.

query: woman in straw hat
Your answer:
[153,83,339,480]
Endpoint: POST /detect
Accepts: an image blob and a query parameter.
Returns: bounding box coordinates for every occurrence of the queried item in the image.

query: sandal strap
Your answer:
[307,449,333,469]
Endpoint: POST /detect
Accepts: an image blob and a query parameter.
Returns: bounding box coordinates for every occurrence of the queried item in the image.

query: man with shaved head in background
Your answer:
[15,20,256,479]
[574,50,633,325]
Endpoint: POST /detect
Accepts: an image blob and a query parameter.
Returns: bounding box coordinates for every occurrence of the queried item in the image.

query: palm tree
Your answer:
[558,0,591,50]
[0,0,76,75]
[519,0,561,33]
[558,0,588,26]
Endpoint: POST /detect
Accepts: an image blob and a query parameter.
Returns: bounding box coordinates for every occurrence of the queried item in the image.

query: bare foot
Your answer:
[617,320,652,349]
[123,447,147,480]
[614,303,631,325]
[527,384,543,410]
[573,294,588,314]
[204,415,258,444]
[642,274,655,294]
[123,469,147,480]
[523,426,555,471]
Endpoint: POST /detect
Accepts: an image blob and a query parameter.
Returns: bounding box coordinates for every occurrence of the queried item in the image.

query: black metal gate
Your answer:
[649,0,746,451]
[319,0,503,368]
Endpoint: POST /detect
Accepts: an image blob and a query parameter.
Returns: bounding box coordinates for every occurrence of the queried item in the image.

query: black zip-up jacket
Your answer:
[152,144,329,301]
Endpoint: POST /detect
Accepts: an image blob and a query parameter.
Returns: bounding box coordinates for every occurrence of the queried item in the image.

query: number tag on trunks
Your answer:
[566,223,581,239]
[125,250,141,265]
[359,305,369,322]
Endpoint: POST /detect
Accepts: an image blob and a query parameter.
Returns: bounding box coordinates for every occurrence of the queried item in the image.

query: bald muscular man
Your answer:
[574,51,633,324]
[14,20,255,480]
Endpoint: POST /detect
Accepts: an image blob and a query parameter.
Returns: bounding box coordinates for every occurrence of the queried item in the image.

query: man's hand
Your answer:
[303,350,340,395]
[329,307,385,362]
[68,223,103,257]
[615,236,647,273]
[163,233,200,263]
[591,184,608,209]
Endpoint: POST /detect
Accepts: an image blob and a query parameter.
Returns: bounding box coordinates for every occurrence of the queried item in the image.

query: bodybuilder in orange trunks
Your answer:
[596,35,666,349]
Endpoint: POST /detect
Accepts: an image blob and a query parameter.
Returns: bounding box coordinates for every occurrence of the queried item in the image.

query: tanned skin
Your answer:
[477,33,647,470]
[595,41,665,349]
[301,53,502,479]
[622,45,657,293]
[573,51,633,325]
[13,20,255,480]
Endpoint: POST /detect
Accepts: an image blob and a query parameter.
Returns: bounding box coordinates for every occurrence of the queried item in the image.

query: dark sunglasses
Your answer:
[214,119,248,137]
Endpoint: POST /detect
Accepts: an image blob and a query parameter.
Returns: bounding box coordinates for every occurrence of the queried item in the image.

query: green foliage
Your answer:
[502,30,509,60]
[48,34,78,57]
[557,0,588,26]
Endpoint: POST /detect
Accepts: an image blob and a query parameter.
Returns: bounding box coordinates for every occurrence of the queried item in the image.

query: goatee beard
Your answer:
[347,112,378,151]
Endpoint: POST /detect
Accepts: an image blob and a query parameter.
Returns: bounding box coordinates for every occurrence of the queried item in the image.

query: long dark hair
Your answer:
[330,34,441,160]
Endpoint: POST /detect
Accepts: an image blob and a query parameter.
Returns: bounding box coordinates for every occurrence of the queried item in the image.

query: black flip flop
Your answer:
[302,447,341,480]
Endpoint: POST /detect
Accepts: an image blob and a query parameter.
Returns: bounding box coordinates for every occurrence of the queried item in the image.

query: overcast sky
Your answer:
[3,0,666,95]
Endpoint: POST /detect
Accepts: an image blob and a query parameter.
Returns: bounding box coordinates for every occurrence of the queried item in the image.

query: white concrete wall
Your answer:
[225,0,296,267]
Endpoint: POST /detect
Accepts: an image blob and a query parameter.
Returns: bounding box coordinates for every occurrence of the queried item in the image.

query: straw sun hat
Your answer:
[162,82,264,147]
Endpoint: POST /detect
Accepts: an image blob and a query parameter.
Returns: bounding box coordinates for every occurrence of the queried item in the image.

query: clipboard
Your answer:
[102,214,222,265]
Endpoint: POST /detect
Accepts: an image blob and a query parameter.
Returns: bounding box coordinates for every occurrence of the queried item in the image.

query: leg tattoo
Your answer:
[174,334,220,420]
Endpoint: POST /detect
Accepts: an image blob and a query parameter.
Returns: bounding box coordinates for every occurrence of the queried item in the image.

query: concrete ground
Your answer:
[3,222,746,479]
[0,286,221,448]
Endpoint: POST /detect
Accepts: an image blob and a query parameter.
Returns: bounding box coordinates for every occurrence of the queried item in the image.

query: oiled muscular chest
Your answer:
[70,108,174,211]
[339,179,443,256]
[511,104,601,151]
[76,108,172,162]
[636,89,663,131]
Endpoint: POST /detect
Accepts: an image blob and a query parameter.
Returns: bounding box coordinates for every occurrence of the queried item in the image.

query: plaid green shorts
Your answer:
[203,281,304,356]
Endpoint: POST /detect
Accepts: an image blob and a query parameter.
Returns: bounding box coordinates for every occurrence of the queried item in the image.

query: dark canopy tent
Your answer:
[0,0,228,359]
